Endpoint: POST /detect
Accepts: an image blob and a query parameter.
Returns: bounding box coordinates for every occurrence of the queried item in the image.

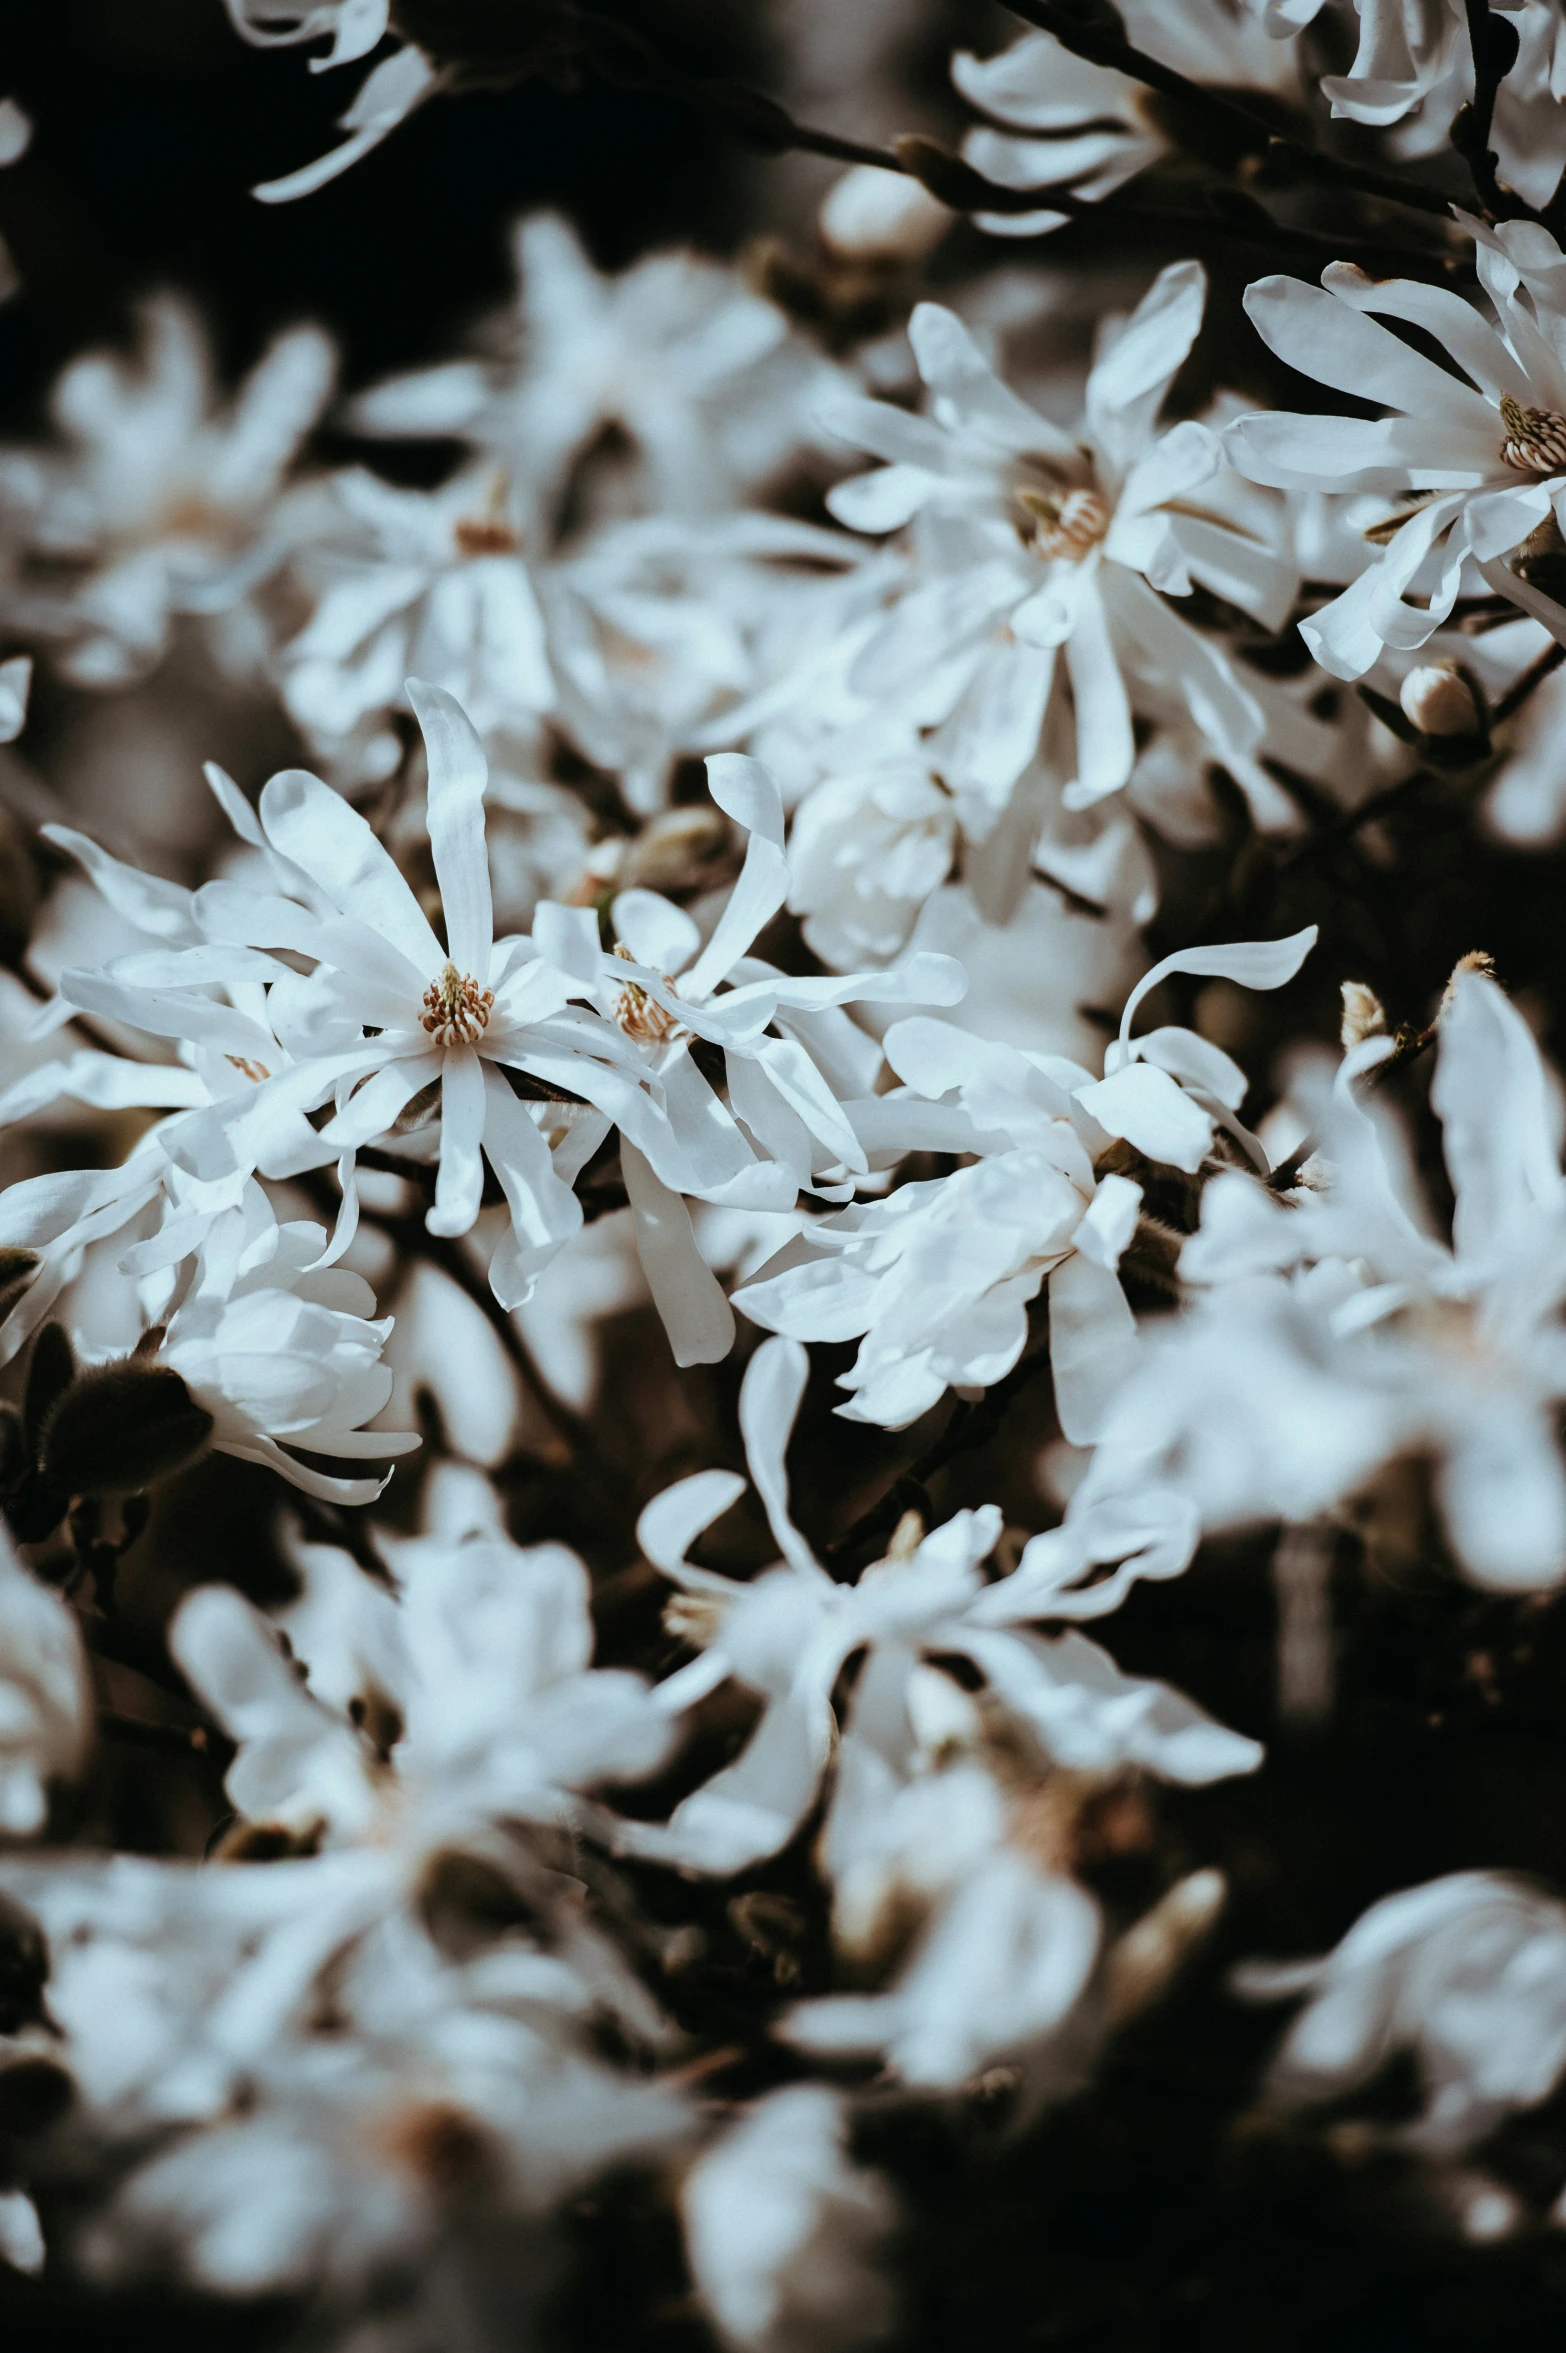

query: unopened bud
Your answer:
[1438,949,1497,1019]
[40,1362,214,1498]
[1104,1867,1227,2024]
[818,166,951,262]
[1339,980,1387,1050]
[1398,663,1481,738]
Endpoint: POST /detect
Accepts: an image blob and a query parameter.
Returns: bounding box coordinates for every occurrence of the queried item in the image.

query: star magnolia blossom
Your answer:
[142,1188,418,1505]
[822,270,1297,837]
[0,296,334,687]
[955,2,1298,236]
[1235,1870,1566,2157]
[348,213,844,531]
[1226,221,1566,677]
[226,0,446,205]
[578,751,965,1365]
[1256,1,1566,209]
[681,2087,895,2353]
[52,685,698,1320]
[736,929,1316,1431]
[282,464,554,768]
[1092,968,1566,1590]
[620,1338,1253,1880]
[170,1511,671,1850]
[0,1844,686,2301]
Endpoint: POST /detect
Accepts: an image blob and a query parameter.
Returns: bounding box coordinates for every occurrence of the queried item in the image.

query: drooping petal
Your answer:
[737,1335,823,1580]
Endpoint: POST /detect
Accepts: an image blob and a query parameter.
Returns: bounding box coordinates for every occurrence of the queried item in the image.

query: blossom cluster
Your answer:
[4,0,1566,2339]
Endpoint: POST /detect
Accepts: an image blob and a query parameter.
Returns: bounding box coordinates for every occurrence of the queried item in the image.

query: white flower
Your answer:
[1257,0,1566,208]
[582,752,964,1364]
[1097,967,1566,1588]
[1226,220,1566,678]
[347,213,845,530]
[682,2086,896,2353]
[783,1852,1105,2105]
[169,1508,672,1848]
[955,1,1298,235]
[823,273,1297,835]
[0,1844,686,2302]
[621,1338,1254,1880]
[785,746,957,969]
[226,1,446,204]
[281,464,553,770]
[0,1526,90,1835]
[736,929,1315,1431]
[546,510,873,817]
[0,296,334,686]
[147,1199,418,1505]
[1235,1870,1566,2155]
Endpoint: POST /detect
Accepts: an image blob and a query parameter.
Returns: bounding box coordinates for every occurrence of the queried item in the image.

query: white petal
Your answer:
[621,1141,736,1367]
[408,677,492,979]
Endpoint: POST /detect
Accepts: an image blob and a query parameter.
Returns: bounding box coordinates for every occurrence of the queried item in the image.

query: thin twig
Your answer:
[824,1350,1054,1572]
[1491,637,1566,727]
[1452,0,1524,222]
[575,9,906,174]
[1001,0,1466,220]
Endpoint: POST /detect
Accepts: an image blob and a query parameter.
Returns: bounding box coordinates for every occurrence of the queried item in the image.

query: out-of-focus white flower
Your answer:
[0,1525,91,1835]
[0,1845,687,2301]
[547,512,875,816]
[1235,1870,1566,2154]
[623,1339,1254,1879]
[1097,967,1566,1589]
[823,272,1297,841]
[737,929,1315,1431]
[1227,220,1566,677]
[226,0,446,204]
[0,297,334,687]
[785,747,957,969]
[682,2086,896,2353]
[348,214,847,532]
[281,464,553,768]
[784,1851,1104,2104]
[1256,0,1566,209]
[956,1,1298,235]
[171,1508,671,1849]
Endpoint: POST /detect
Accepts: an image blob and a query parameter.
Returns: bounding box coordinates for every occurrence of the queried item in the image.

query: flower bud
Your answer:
[1398,663,1481,738]
[1339,979,1387,1049]
[818,166,951,262]
[39,1363,214,1498]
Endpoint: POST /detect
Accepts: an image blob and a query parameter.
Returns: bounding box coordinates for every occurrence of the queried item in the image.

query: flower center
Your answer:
[612,943,681,1045]
[1019,486,1109,561]
[452,516,521,557]
[1499,393,1566,474]
[420,962,493,1047]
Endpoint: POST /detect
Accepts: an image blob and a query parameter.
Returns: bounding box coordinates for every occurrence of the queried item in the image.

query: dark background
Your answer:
[6,8,1566,2349]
